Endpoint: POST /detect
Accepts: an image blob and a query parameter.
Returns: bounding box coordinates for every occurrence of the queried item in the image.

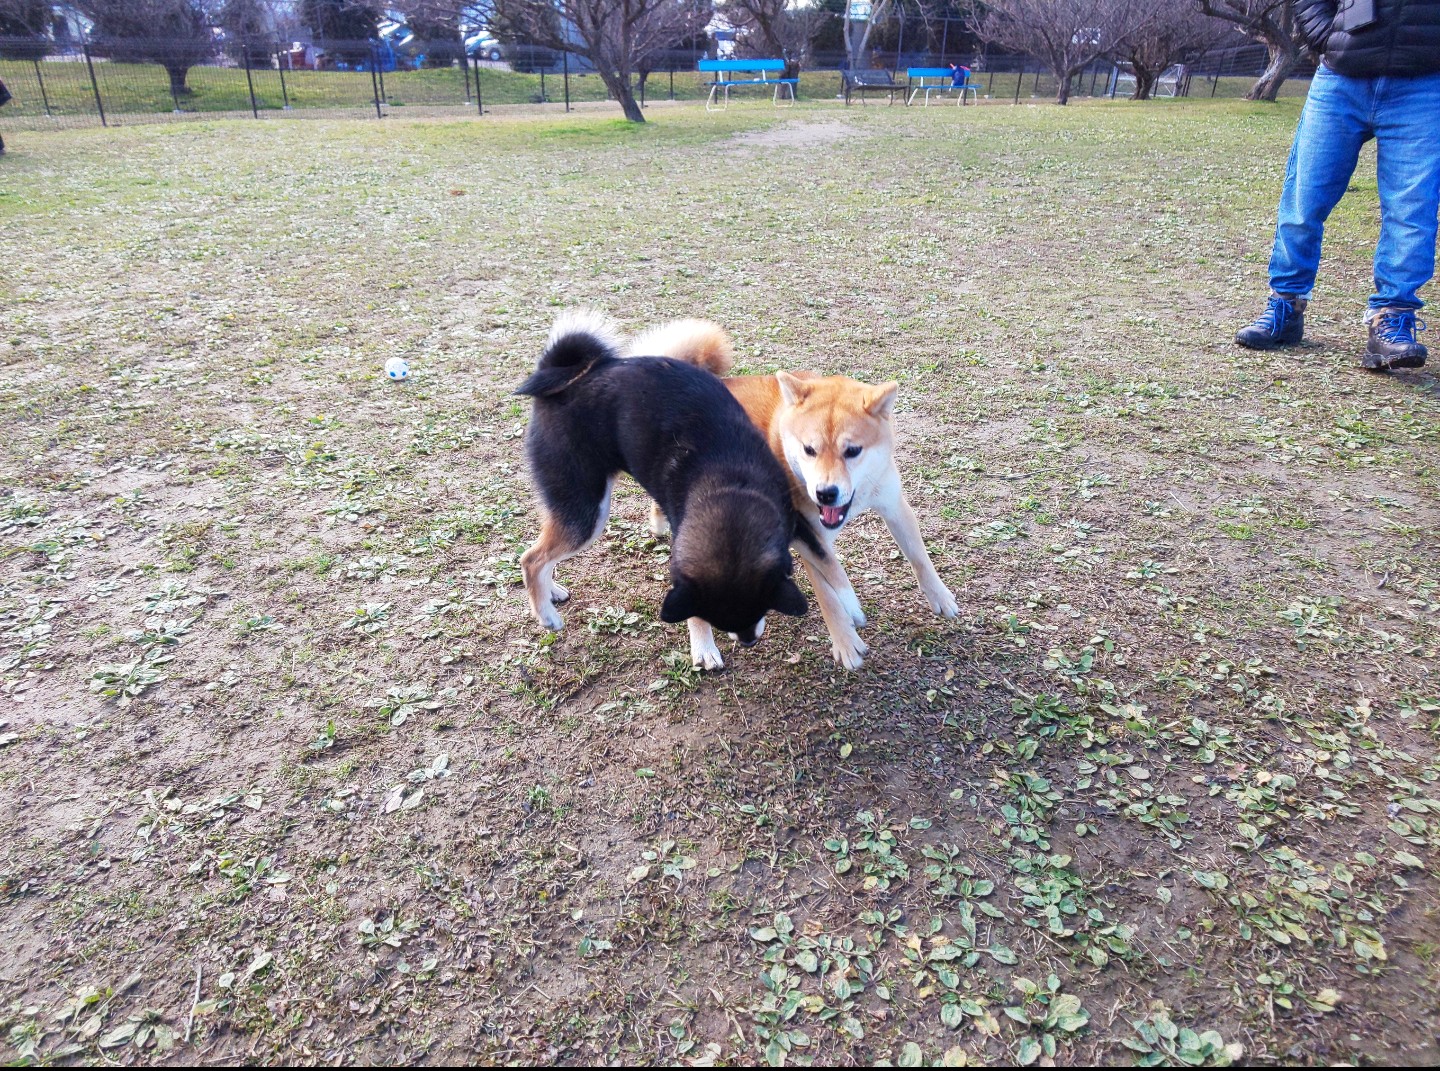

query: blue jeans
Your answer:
[1269,64,1440,312]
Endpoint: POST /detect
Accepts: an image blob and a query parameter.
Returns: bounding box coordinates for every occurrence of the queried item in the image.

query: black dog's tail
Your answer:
[515,309,623,397]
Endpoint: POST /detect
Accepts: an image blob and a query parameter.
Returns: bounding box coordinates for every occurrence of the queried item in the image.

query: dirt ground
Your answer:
[3,99,1440,1066]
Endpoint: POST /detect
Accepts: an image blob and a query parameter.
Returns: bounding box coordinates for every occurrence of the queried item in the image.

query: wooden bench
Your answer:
[698,59,797,112]
[906,67,982,106]
[843,68,905,105]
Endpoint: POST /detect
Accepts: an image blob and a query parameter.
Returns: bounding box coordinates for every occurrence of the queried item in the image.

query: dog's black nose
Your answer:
[816,485,840,506]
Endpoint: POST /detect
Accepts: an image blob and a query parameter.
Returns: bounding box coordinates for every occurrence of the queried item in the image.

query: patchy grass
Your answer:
[3,98,1439,1065]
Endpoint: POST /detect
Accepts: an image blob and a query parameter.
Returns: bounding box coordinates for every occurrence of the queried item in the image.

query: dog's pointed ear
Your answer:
[659,581,695,623]
[771,578,808,618]
[776,371,811,408]
[867,381,899,420]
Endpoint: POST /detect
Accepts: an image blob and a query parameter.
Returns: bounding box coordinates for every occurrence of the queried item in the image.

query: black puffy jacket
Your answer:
[1295,0,1440,77]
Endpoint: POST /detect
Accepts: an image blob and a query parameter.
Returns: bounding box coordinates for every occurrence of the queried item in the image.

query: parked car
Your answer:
[465,31,503,62]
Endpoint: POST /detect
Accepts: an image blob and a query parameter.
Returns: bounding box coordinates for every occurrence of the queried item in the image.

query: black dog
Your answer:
[516,310,809,669]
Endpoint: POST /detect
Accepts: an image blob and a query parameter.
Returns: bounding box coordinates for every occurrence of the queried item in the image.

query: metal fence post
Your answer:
[277,49,291,109]
[669,64,674,101]
[1013,60,1022,104]
[540,68,546,101]
[463,45,473,103]
[369,46,383,118]
[474,51,483,114]
[376,48,387,107]
[32,58,52,117]
[1089,65,1099,96]
[563,49,570,112]
[242,39,259,118]
[83,41,106,127]
[169,45,183,113]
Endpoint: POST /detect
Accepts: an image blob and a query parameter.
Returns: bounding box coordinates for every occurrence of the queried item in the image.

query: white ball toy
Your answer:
[384,357,410,381]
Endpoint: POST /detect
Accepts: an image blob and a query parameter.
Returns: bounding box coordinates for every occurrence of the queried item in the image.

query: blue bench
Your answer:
[698,59,797,112]
[906,67,982,106]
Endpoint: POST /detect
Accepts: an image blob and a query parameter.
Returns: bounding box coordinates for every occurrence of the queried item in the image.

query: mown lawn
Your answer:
[2,98,1438,1066]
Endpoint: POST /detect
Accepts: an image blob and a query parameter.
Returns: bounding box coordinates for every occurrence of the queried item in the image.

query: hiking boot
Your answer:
[1235,293,1306,349]
[1362,307,1427,370]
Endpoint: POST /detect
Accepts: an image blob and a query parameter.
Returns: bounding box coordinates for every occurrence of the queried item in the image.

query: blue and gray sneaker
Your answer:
[1363,307,1427,371]
[1235,293,1306,349]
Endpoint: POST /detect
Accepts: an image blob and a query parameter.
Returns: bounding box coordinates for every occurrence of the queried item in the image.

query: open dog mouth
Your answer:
[818,499,852,529]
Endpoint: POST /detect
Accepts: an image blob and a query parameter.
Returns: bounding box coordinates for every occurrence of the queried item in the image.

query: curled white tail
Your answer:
[547,308,624,356]
[628,319,734,376]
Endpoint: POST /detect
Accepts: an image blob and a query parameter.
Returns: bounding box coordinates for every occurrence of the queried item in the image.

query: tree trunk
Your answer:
[598,68,645,122]
[846,20,874,70]
[1055,67,1071,105]
[1133,68,1157,101]
[1247,40,1297,102]
[167,63,192,98]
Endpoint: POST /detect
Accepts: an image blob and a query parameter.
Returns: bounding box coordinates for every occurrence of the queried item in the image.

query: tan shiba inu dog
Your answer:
[630,319,959,670]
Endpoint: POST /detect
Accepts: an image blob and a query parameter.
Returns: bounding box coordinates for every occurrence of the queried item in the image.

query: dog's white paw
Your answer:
[830,631,869,671]
[926,585,960,618]
[754,616,766,639]
[841,594,868,629]
[550,582,570,604]
[691,636,725,671]
[537,603,565,631]
[648,506,670,538]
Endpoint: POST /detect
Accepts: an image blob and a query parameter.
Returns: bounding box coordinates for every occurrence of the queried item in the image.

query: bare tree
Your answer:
[1198,0,1301,101]
[841,0,895,70]
[302,0,381,64]
[721,0,827,76]
[493,0,712,122]
[970,0,1153,105]
[219,0,280,64]
[75,1,216,98]
[0,0,52,58]
[1118,0,1227,99]
[396,1,467,67]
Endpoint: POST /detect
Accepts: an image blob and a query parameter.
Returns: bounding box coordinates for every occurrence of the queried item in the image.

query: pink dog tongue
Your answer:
[822,505,844,526]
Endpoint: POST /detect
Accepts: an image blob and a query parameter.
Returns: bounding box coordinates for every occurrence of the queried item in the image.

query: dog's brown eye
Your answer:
[844,445,863,459]
[804,445,817,457]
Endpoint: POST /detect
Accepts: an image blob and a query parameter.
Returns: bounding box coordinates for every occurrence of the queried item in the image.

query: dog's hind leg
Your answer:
[687,618,725,671]
[521,478,614,630]
[648,501,670,539]
[873,483,959,618]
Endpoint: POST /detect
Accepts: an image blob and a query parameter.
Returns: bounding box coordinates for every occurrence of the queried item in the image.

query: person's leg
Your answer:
[1369,71,1440,313]
[1362,71,1440,369]
[1267,66,1374,300]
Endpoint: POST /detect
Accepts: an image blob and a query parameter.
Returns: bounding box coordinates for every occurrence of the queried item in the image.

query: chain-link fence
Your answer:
[0,35,720,131]
[2,25,1313,134]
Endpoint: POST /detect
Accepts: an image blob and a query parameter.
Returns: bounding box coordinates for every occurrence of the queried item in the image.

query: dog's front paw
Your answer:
[831,585,867,629]
[691,637,725,671]
[830,632,869,671]
[536,604,565,632]
[550,582,570,604]
[648,505,670,538]
[926,585,959,618]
